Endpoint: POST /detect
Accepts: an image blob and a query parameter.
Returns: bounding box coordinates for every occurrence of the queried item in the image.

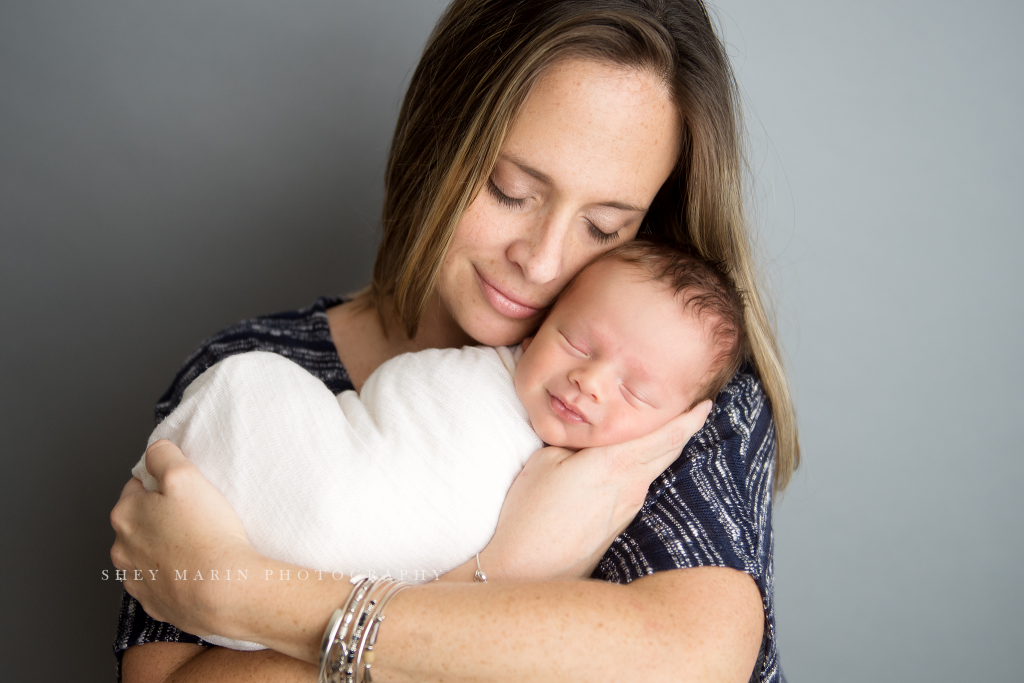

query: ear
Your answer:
[521,335,534,352]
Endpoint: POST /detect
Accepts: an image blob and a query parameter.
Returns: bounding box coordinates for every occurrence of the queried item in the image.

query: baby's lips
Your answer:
[549,392,588,424]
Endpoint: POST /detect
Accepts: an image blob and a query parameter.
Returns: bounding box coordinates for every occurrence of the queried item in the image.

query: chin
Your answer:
[459,312,538,347]
[532,419,576,449]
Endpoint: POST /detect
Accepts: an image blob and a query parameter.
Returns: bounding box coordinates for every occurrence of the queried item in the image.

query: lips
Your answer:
[475,268,544,320]
[549,392,587,424]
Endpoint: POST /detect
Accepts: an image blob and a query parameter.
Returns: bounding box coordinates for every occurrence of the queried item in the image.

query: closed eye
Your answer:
[586,220,620,245]
[560,332,587,357]
[487,177,526,210]
[620,384,651,407]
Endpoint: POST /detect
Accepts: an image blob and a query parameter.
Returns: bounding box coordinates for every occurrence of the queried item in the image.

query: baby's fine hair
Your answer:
[584,241,749,406]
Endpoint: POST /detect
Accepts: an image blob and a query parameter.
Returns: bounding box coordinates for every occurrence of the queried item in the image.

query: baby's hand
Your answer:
[480,400,712,581]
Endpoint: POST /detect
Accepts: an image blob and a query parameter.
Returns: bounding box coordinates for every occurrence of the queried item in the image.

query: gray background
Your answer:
[1,1,1020,680]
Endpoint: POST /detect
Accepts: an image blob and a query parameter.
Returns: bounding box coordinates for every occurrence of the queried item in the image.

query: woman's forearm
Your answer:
[123,643,318,683]
[365,568,761,683]
[122,555,481,683]
[204,555,763,683]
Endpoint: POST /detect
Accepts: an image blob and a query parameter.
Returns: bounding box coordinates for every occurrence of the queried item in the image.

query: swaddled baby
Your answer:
[132,241,746,649]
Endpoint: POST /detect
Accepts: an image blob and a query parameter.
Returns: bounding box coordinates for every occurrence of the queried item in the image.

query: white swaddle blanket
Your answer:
[132,347,542,650]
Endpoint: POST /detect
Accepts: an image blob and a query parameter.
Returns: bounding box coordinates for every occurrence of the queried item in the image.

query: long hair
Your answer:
[369,0,800,491]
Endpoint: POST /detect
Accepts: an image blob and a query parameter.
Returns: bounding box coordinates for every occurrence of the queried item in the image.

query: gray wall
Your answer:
[721,2,1024,680]
[0,1,1020,680]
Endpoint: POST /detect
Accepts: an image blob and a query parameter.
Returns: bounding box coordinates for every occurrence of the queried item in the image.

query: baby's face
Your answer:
[515,258,714,449]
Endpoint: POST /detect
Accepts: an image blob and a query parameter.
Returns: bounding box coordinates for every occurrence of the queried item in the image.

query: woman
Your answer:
[110,1,799,681]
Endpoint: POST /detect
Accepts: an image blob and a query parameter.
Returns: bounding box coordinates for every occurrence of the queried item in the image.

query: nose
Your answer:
[506,213,569,285]
[568,363,605,404]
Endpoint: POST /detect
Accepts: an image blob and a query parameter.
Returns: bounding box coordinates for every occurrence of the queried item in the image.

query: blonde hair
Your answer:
[369,0,800,491]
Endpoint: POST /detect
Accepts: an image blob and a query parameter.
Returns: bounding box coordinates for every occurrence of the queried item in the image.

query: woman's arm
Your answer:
[123,568,762,683]
[344,566,763,683]
[113,403,764,683]
[122,643,316,683]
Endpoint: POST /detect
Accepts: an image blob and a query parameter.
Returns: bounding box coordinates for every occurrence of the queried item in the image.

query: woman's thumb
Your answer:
[142,439,189,490]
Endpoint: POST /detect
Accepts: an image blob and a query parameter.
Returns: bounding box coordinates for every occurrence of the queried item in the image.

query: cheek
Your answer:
[518,343,560,393]
[449,195,511,258]
[597,401,657,444]
[515,354,544,398]
[435,201,496,307]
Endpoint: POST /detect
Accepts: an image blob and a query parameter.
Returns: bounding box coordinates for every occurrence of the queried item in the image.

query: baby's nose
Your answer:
[569,368,602,402]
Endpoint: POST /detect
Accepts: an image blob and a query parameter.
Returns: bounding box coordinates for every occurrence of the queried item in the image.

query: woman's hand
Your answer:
[110,439,258,638]
[481,400,713,581]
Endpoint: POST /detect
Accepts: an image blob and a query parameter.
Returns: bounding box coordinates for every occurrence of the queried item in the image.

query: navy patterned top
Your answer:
[114,296,782,682]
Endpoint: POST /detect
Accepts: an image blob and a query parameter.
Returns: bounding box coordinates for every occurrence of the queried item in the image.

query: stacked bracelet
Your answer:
[318,576,410,683]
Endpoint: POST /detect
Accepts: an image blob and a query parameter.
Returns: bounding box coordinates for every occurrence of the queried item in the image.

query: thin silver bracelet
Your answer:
[474,553,487,583]
[318,608,345,683]
[345,581,383,682]
[355,581,410,683]
[319,576,371,683]
[319,577,412,683]
[343,579,379,682]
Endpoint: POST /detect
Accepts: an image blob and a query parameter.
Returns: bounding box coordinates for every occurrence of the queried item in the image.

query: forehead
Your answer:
[500,58,679,203]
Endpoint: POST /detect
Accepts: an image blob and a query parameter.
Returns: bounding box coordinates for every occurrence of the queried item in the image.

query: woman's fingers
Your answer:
[590,399,713,515]
[609,399,712,470]
[110,478,143,569]
[111,477,143,541]
[481,399,711,582]
[108,440,258,637]
[119,475,145,499]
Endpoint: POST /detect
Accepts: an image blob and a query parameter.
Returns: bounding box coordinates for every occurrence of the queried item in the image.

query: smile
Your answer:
[549,392,587,424]
[475,268,543,320]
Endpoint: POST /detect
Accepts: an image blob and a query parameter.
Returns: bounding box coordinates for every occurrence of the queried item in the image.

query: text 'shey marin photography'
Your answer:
[102,568,444,582]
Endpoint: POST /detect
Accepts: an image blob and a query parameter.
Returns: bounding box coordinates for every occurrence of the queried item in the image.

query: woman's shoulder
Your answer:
[698,363,776,494]
[154,296,352,423]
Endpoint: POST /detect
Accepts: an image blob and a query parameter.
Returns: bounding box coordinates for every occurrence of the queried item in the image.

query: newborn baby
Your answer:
[133,241,745,650]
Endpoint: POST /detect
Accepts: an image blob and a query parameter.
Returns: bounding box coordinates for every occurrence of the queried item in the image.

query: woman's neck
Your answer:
[326,292,473,392]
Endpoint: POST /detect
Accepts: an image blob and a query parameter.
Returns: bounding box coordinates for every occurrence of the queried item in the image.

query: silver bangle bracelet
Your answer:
[318,608,345,683]
[319,576,372,683]
[319,577,412,683]
[342,579,378,682]
[355,581,410,683]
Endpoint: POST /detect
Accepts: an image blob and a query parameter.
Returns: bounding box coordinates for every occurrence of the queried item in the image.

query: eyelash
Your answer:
[621,385,647,407]
[488,177,620,244]
[561,333,587,357]
[487,178,526,210]
[587,222,619,245]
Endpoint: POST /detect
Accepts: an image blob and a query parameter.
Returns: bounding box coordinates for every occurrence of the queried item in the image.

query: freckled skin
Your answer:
[515,259,715,449]
[434,58,680,348]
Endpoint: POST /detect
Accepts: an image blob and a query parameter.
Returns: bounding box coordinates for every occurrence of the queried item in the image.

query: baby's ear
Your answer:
[521,336,535,352]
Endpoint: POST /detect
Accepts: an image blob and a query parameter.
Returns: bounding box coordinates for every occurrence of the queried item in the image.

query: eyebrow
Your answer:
[501,154,649,214]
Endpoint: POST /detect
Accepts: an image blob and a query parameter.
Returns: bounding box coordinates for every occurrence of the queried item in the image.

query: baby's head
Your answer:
[515,241,746,449]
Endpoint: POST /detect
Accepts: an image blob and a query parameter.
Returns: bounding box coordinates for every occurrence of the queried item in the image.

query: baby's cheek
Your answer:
[597,410,651,447]
[520,390,554,442]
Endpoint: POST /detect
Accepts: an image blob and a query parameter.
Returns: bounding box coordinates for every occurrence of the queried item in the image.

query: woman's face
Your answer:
[435,58,681,347]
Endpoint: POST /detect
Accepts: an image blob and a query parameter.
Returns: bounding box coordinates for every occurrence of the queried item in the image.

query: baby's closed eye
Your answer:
[620,384,651,408]
[559,332,588,357]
